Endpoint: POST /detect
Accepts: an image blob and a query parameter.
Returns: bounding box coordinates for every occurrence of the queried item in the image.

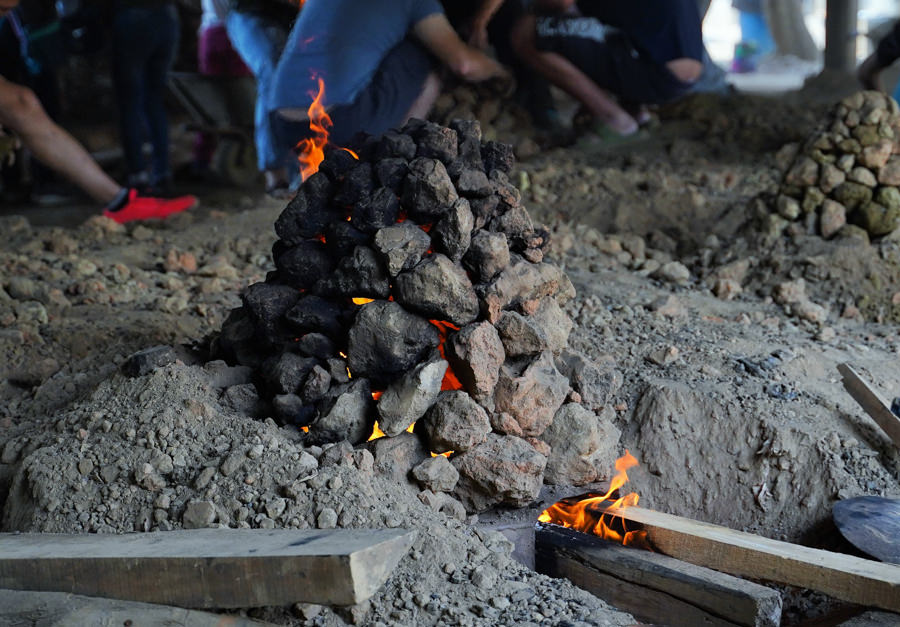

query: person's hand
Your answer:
[468,22,490,51]
[0,126,19,167]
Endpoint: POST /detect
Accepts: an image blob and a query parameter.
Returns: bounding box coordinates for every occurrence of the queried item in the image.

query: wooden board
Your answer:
[0,528,415,608]
[837,363,900,449]
[589,505,900,612]
[536,524,782,627]
[0,589,274,626]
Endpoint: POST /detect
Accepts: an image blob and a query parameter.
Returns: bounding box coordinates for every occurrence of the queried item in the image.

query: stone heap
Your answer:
[211,119,622,516]
[774,90,900,240]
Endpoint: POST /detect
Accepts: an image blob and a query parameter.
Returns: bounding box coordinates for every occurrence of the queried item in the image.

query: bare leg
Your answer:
[0,76,121,204]
[511,15,637,135]
[404,72,442,123]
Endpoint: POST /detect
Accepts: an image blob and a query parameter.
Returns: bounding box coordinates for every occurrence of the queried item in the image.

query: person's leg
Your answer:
[143,3,179,188]
[225,11,288,179]
[0,75,121,203]
[405,72,441,121]
[511,14,637,135]
[111,7,151,185]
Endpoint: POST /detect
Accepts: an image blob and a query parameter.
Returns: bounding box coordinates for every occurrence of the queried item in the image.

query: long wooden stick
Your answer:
[592,505,900,612]
[837,363,900,449]
[0,528,415,608]
[536,524,782,627]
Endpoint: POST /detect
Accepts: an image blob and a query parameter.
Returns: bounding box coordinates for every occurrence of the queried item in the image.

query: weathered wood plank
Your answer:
[0,528,415,608]
[536,524,781,627]
[0,589,274,626]
[593,505,900,612]
[838,363,900,449]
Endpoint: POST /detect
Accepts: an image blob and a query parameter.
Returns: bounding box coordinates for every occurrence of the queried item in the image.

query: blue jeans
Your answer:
[111,3,179,185]
[225,11,288,171]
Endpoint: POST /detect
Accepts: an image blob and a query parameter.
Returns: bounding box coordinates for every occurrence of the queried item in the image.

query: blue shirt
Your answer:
[576,0,704,65]
[269,0,443,112]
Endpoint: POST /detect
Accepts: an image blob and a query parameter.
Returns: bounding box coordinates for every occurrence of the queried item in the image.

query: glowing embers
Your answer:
[295,77,358,182]
[539,452,649,549]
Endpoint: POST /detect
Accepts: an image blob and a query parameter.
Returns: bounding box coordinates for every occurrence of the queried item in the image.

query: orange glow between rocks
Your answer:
[538,451,648,548]
[352,297,375,305]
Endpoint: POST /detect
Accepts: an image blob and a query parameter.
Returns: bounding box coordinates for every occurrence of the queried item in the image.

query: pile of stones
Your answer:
[211,119,623,517]
[773,90,900,240]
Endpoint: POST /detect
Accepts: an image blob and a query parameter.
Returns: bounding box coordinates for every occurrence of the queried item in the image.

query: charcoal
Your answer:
[260,352,318,396]
[273,393,316,427]
[480,258,575,323]
[529,297,572,353]
[555,349,623,411]
[401,117,428,136]
[401,157,459,222]
[368,431,429,485]
[445,321,504,407]
[314,246,390,299]
[121,345,178,378]
[469,195,500,229]
[376,130,417,161]
[373,222,431,277]
[419,390,491,454]
[452,433,546,512]
[242,282,301,344]
[411,456,459,493]
[463,231,510,284]
[413,121,459,164]
[274,173,336,242]
[376,355,447,437]
[393,254,479,326]
[481,140,514,174]
[223,383,265,418]
[318,146,360,180]
[346,300,439,386]
[541,404,620,486]
[353,133,379,162]
[300,364,331,404]
[489,169,522,210]
[295,332,335,360]
[324,220,370,258]
[272,240,334,291]
[309,378,374,445]
[489,204,534,251]
[327,356,351,384]
[213,308,265,367]
[333,162,375,207]
[493,351,569,437]
[449,118,482,145]
[454,168,492,198]
[433,198,474,263]
[496,310,547,357]
[352,187,400,233]
[284,294,346,339]
[375,158,409,193]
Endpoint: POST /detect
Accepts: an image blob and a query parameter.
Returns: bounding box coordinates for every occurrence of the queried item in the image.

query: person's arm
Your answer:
[413,13,509,82]
[469,0,506,50]
[510,13,636,134]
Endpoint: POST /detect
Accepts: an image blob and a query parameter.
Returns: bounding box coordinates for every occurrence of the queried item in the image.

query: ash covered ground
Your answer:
[1,84,899,626]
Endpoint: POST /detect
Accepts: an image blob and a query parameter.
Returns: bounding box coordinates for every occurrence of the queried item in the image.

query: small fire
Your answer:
[296,77,358,182]
[538,451,648,548]
[430,320,463,391]
[367,419,414,442]
[352,297,375,305]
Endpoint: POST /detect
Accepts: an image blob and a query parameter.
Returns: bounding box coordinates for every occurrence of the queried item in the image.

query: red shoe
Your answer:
[103,189,197,224]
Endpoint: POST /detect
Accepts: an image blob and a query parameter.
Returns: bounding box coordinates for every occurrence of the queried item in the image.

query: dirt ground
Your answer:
[1,81,899,626]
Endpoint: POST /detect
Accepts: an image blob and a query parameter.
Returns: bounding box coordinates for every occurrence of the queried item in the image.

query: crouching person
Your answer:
[267,0,509,159]
[511,0,704,138]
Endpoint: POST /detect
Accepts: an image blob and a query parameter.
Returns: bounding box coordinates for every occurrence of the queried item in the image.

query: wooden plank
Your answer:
[0,589,274,626]
[837,363,900,449]
[536,524,781,627]
[589,505,900,613]
[0,528,415,608]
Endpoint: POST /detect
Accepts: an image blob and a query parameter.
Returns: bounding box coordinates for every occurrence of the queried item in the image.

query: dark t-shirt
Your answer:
[575,0,703,65]
[270,0,443,111]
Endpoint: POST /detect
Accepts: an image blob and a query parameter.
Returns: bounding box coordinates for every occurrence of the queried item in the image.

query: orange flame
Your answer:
[352,297,375,305]
[538,451,648,547]
[367,419,414,442]
[295,77,359,182]
[430,320,463,391]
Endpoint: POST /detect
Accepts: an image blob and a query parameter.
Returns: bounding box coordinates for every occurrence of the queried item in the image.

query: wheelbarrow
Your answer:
[168,71,259,187]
